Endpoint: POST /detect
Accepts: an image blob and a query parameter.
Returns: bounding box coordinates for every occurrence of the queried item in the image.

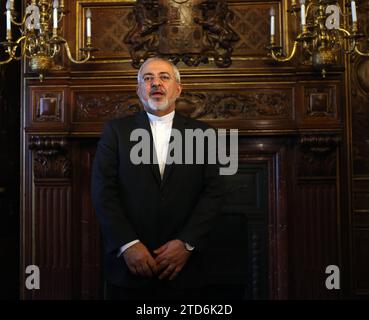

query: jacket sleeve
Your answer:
[91,121,138,254]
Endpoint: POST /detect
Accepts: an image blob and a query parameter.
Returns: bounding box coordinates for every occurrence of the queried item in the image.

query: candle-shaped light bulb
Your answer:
[86,8,92,38]
[351,0,357,23]
[270,7,275,36]
[6,0,11,33]
[300,0,306,27]
[53,0,59,29]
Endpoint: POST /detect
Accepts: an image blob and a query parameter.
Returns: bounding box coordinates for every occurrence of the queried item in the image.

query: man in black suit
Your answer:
[91,57,224,300]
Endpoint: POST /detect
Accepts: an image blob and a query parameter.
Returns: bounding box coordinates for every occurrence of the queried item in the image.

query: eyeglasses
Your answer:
[140,74,173,84]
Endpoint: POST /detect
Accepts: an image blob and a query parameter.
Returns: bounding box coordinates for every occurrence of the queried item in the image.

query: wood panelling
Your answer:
[27,86,67,130]
[290,183,340,299]
[33,186,72,299]
[61,0,299,74]
[75,143,102,299]
[348,7,369,299]
[82,3,135,60]
[238,139,289,299]
[228,1,285,58]
[72,89,139,123]
[353,213,369,228]
[302,84,339,121]
[19,0,356,299]
[69,84,296,131]
[288,138,342,299]
[353,230,369,296]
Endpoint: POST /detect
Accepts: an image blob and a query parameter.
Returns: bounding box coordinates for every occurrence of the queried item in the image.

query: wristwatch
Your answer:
[184,242,195,252]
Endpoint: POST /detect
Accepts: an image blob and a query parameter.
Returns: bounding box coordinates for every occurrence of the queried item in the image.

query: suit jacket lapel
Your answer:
[134,111,161,185]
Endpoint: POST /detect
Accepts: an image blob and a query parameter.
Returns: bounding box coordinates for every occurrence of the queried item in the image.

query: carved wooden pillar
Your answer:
[27,136,72,299]
[289,134,342,299]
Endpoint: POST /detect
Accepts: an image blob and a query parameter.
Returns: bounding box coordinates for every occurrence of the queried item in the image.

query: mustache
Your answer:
[149,88,166,96]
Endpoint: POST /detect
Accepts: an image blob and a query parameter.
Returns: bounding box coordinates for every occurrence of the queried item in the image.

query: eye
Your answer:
[160,74,171,82]
[143,75,153,82]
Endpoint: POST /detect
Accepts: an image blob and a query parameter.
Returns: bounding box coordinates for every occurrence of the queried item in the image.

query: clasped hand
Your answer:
[123,240,191,280]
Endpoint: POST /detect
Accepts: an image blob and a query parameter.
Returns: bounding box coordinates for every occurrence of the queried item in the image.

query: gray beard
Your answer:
[148,97,170,111]
[141,96,175,112]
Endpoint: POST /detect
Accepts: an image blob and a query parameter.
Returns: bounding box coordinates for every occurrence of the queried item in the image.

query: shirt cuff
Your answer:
[116,240,140,257]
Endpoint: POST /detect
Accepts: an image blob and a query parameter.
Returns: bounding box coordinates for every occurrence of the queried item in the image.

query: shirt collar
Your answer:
[146,110,175,123]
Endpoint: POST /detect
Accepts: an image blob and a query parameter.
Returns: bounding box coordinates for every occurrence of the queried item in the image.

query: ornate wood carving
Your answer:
[35,94,62,122]
[304,86,335,117]
[29,136,71,179]
[299,135,340,153]
[124,0,239,68]
[31,89,65,126]
[73,92,141,122]
[178,90,292,120]
[18,0,354,300]
[297,135,340,177]
[72,89,292,122]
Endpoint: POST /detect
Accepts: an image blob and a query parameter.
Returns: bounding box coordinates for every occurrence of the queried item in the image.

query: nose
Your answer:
[151,77,162,86]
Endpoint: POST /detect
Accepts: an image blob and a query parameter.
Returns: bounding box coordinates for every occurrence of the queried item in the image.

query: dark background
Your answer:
[0,0,20,300]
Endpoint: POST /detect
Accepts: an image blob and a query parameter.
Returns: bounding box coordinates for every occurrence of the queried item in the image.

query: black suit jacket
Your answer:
[91,111,224,288]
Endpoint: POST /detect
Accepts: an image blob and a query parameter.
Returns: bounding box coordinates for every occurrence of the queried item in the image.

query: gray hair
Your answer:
[137,57,181,83]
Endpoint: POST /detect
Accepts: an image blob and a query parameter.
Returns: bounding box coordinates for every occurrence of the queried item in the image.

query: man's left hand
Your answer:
[153,240,192,280]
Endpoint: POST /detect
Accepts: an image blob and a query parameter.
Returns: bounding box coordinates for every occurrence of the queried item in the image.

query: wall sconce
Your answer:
[0,0,97,81]
[267,0,369,77]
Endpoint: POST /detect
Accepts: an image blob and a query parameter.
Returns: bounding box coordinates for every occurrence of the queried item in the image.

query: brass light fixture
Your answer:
[267,0,369,77]
[0,0,97,81]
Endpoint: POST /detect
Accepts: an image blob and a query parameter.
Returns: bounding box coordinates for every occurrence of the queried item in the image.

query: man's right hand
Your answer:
[122,242,157,277]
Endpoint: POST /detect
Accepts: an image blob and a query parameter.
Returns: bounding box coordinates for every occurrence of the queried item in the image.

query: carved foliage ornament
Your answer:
[297,135,340,177]
[74,93,141,121]
[29,136,71,179]
[124,0,239,68]
[72,90,292,121]
[177,91,292,120]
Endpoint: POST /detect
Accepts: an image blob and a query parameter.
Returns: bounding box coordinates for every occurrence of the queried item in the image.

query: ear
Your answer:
[136,84,145,99]
[176,83,182,98]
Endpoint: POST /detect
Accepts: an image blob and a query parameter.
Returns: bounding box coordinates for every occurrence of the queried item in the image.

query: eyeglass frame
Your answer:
[138,72,178,85]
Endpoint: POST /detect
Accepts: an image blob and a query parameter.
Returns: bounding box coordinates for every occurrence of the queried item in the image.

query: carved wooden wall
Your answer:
[347,7,369,298]
[19,0,366,299]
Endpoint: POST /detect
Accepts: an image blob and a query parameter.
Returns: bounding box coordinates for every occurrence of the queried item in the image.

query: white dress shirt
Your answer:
[117,111,175,256]
[147,110,175,178]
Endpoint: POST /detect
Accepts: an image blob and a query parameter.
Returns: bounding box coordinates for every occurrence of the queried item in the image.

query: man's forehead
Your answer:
[141,60,174,74]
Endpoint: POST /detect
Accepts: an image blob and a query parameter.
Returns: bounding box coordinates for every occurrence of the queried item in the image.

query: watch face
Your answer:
[185,243,194,251]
